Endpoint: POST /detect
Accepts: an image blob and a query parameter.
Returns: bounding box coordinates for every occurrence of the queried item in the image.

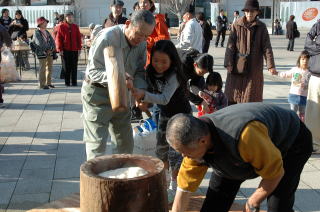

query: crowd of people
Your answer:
[0,0,319,211]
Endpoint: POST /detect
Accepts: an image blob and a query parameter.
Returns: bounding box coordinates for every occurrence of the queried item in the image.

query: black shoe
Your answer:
[42,86,49,89]
[72,84,78,87]
[48,85,55,88]
[65,84,70,87]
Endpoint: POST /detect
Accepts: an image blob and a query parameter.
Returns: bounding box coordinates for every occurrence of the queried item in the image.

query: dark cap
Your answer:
[65,11,74,16]
[242,0,260,11]
[111,0,124,7]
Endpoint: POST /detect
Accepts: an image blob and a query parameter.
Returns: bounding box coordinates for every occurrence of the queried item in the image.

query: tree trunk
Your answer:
[80,154,168,212]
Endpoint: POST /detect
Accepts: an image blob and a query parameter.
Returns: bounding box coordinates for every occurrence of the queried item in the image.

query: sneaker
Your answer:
[0,103,5,108]
[48,85,55,88]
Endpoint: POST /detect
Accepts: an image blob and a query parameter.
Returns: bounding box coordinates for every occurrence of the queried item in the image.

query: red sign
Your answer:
[302,8,319,21]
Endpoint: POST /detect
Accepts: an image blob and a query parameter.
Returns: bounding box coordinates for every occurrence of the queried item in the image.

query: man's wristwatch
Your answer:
[246,201,260,212]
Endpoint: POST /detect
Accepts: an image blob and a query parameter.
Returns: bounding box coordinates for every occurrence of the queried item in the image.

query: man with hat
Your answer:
[224,0,276,105]
[55,11,82,86]
[30,17,56,89]
[105,0,127,28]
[167,103,313,212]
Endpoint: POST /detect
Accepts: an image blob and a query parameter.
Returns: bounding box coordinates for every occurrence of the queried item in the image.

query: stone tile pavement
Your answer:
[0,35,319,211]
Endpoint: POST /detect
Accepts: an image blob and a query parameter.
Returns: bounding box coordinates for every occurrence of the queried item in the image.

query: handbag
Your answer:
[232,53,249,75]
[133,118,157,157]
[231,27,256,75]
[294,29,300,38]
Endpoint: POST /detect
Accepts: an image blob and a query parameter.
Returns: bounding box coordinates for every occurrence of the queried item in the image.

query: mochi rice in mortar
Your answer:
[98,167,148,179]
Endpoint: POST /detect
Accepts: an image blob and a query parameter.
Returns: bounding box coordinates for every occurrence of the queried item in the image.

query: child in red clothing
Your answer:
[197,72,228,117]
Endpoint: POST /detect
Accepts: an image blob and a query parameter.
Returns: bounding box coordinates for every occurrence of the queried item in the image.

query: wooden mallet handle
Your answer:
[104,46,127,112]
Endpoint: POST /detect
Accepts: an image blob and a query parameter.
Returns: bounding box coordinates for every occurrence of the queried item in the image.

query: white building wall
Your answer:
[280,1,320,30]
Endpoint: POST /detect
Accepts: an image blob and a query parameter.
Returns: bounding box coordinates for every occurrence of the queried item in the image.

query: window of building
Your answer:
[260,6,272,19]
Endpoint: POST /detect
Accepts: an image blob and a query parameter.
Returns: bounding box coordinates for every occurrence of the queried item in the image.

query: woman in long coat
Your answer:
[286,15,297,51]
[224,0,276,104]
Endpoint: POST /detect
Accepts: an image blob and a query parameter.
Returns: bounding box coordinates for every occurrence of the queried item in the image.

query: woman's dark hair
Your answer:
[296,50,310,68]
[15,10,24,19]
[147,40,187,94]
[195,53,214,73]
[206,72,223,91]
[196,12,205,21]
[2,8,9,15]
[140,0,156,13]
[133,2,139,10]
[58,14,65,23]
[289,15,295,21]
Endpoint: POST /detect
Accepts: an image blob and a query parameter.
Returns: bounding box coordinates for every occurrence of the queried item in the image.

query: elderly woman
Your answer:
[224,0,276,105]
[31,17,56,89]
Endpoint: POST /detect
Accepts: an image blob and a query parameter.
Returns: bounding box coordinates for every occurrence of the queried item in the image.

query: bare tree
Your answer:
[162,0,194,23]
[0,0,11,6]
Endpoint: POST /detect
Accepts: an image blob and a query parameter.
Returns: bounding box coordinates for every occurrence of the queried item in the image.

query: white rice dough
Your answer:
[98,167,148,179]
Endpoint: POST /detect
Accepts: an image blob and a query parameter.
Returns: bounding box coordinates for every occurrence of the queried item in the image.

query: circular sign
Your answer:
[302,8,319,21]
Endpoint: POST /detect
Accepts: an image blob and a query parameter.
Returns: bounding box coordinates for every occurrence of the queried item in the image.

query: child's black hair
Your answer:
[195,53,214,73]
[206,72,223,91]
[296,50,310,68]
[1,8,9,15]
[147,40,187,94]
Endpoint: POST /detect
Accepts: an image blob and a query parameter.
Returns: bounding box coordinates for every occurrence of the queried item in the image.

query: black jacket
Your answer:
[201,21,213,41]
[179,49,206,105]
[0,16,12,30]
[216,15,228,31]
[0,24,12,47]
[201,103,303,180]
[8,18,29,40]
[286,20,297,40]
[105,13,127,28]
[305,20,320,76]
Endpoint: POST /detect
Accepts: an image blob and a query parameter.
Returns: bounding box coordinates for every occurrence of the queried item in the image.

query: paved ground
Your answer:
[0,34,319,211]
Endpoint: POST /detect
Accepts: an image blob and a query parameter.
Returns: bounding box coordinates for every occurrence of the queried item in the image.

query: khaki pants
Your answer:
[81,81,133,161]
[38,56,53,88]
[305,75,320,150]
